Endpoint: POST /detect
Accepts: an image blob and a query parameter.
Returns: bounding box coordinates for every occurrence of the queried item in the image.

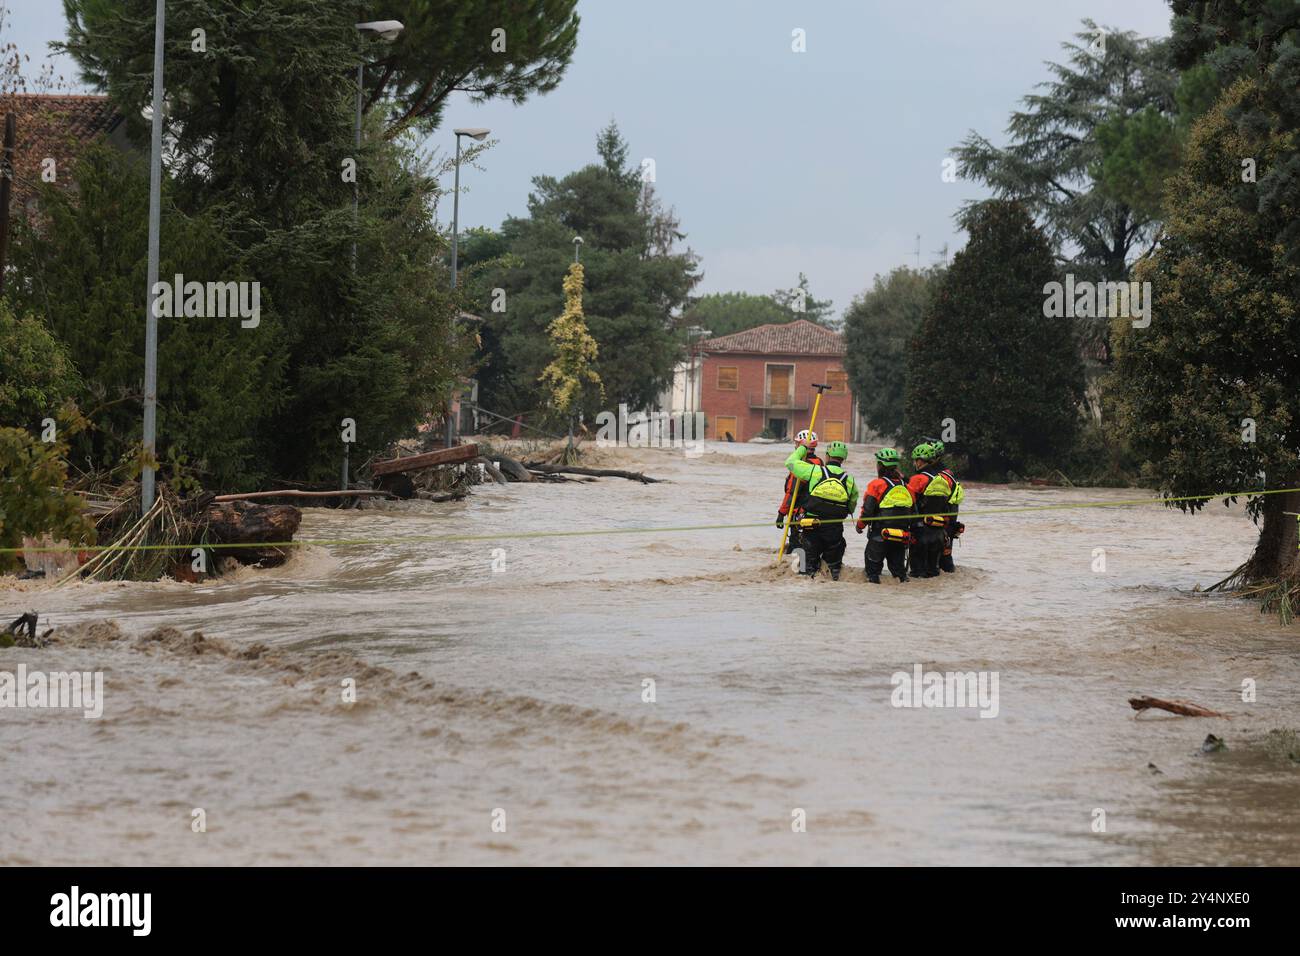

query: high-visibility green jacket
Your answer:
[785,446,858,515]
[909,464,964,526]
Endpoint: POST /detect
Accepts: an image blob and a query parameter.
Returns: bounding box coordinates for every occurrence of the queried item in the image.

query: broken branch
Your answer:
[1128,696,1230,719]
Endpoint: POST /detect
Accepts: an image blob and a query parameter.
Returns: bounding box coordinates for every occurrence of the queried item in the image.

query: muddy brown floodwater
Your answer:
[3,442,1299,865]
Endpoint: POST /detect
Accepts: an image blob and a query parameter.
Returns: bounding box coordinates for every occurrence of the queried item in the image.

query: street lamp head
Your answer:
[573,236,584,245]
[355,20,405,41]
[454,128,492,141]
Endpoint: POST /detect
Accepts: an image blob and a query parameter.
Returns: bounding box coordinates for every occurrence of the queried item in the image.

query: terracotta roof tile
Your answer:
[700,319,844,356]
[1,94,124,210]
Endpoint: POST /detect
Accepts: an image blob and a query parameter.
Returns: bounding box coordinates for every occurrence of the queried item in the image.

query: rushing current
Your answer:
[4,441,1298,865]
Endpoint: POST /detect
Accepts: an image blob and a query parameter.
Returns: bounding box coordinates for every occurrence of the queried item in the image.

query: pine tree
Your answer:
[479,122,699,417]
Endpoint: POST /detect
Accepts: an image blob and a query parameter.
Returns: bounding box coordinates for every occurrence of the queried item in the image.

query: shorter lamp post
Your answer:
[446,127,491,447]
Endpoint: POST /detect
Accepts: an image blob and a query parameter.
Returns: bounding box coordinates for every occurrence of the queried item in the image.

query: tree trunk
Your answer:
[1246,482,1300,582]
[524,464,661,484]
[202,501,302,566]
[475,457,509,485]
[491,453,534,482]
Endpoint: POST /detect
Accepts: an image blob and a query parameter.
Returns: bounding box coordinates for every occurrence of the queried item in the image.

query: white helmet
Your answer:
[795,429,818,443]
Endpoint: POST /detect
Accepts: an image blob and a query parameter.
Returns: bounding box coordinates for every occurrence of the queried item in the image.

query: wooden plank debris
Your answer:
[371,443,479,477]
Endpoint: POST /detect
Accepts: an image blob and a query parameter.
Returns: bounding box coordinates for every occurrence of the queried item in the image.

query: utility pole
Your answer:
[140,0,166,515]
[448,127,490,448]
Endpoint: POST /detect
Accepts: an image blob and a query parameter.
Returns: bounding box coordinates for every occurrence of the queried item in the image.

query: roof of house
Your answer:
[700,319,845,357]
[1,94,125,209]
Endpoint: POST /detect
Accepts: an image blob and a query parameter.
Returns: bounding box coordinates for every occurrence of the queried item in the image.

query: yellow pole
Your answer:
[776,387,828,561]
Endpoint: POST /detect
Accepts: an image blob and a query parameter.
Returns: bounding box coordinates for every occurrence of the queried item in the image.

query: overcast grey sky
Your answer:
[3,0,1173,317]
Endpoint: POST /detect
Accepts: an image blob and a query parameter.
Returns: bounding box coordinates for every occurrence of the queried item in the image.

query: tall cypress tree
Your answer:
[903,201,1084,478]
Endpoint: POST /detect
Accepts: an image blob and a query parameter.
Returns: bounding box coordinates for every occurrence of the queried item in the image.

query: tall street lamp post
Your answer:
[140,0,166,515]
[352,19,404,268]
[344,20,403,488]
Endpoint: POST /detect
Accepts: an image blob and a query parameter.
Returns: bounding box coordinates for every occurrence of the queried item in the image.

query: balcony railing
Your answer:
[748,391,810,410]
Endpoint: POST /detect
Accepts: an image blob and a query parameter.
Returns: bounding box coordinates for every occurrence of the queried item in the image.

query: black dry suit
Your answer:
[784,446,858,578]
[908,464,962,577]
[858,471,915,582]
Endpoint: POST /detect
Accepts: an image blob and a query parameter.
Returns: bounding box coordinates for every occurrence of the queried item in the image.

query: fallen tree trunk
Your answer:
[213,489,393,502]
[491,453,534,482]
[526,470,597,482]
[202,501,302,566]
[474,457,510,485]
[523,464,662,484]
[371,443,479,476]
[1128,696,1230,719]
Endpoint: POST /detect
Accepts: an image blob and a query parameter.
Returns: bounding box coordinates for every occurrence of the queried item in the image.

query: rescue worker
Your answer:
[855,448,915,583]
[785,438,857,580]
[926,439,963,573]
[907,441,963,578]
[776,430,822,554]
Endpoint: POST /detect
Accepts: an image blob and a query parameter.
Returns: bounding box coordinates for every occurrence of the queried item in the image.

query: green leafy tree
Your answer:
[56,1,472,483]
[60,0,579,141]
[772,273,835,328]
[0,413,95,574]
[1113,42,1300,596]
[479,122,700,417]
[903,201,1084,478]
[680,292,788,339]
[1169,0,1300,263]
[0,301,80,432]
[842,266,943,441]
[371,1,580,136]
[5,145,281,488]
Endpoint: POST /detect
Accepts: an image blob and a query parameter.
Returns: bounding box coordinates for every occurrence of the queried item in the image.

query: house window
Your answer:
[826,369,848,393]
[717,366,739,390]
[821,420,847,442]
[765,364,794,405]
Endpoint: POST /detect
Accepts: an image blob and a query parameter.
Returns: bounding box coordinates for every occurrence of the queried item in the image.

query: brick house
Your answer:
[0,94,129,218]
[696,319,857,443]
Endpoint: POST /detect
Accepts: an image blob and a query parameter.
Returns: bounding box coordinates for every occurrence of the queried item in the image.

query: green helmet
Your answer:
[929,439,945,457]
[875,447,901,466]
[912,441,935,461]
[826,440,848,460]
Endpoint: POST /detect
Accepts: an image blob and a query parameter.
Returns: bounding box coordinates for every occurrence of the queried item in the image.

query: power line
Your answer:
[5,486,1297,556]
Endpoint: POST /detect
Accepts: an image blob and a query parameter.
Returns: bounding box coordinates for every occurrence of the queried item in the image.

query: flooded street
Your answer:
[5,442,1299,865]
